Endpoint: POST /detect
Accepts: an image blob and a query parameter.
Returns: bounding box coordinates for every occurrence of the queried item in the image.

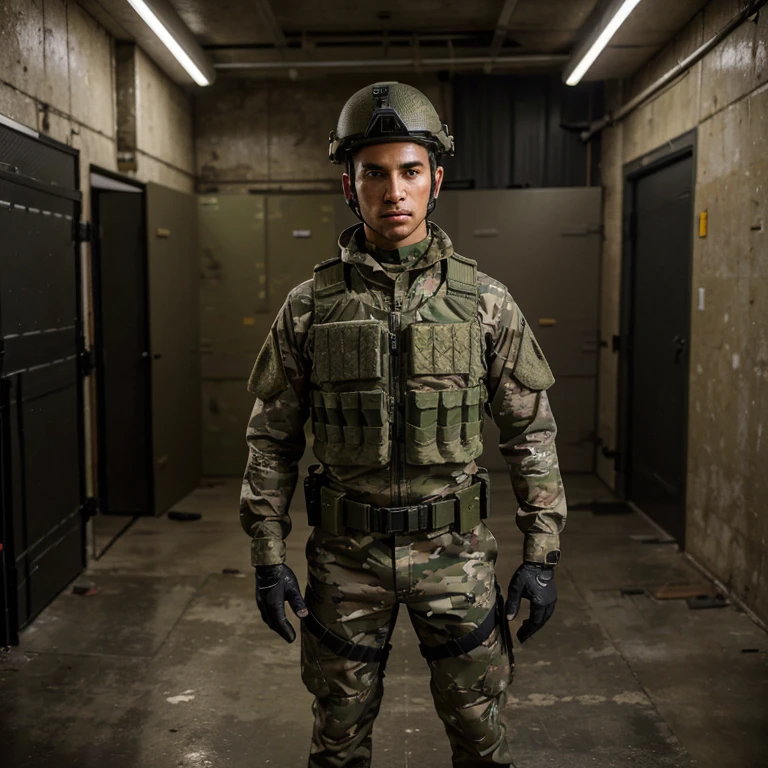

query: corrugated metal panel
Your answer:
[448,75,601,190]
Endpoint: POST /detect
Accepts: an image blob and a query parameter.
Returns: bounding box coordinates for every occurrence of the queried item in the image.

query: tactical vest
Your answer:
[309,253,487,468]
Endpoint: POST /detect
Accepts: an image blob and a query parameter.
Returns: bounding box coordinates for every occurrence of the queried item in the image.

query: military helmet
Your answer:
[329,81,454,163]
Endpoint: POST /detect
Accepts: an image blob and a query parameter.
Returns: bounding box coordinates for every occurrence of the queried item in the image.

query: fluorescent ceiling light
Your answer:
[125,0,210,86]
[566,0,643,86]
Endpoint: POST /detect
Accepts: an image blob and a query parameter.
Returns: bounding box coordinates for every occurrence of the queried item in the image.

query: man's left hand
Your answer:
[505,563,557,643]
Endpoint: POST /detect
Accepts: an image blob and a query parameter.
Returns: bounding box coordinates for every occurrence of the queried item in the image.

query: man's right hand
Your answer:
[254,563,309,643]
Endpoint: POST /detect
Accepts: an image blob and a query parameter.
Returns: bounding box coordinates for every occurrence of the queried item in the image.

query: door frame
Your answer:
[90,166,154,520]
[616,129,697,546]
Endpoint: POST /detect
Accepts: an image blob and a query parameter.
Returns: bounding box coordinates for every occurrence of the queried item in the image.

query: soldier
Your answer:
[241,81,567,768]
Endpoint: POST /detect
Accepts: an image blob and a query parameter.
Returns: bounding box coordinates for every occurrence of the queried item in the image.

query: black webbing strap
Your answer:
[418,587,502,662]
[303,609,391,664]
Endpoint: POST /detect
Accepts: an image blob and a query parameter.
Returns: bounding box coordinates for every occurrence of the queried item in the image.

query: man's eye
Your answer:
[406,169,418,177]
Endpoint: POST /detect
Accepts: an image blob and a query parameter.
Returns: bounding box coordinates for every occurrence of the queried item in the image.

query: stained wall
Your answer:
[0,0,195,213]
[194,74,451,191]
[598,0,768,620]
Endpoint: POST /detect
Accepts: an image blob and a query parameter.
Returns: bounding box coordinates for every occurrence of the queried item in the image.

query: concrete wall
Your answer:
[0,0,195,213]
[598,0,767,621]
[194,74,451,191]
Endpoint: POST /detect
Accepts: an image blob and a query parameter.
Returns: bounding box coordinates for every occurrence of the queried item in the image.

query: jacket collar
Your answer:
[337,221,455,274]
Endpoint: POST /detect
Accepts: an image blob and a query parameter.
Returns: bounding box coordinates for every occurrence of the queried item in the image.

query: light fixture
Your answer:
[565,0,644,86]
[125,0,211,86]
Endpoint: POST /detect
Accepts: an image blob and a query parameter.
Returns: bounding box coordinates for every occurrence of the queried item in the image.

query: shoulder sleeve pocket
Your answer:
[248,329,290,400]
[511,322,555,391]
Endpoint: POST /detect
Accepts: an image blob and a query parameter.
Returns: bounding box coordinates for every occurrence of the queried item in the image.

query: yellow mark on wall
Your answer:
[243,317,255,326]
[156,227,171,238]
[699,211,708,238]
[539,318,557,327]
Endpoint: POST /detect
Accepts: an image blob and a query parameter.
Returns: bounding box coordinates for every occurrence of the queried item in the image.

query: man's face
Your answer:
[342,141,444,247]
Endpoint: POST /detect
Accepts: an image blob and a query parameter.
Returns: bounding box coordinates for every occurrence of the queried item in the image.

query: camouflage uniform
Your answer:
[241,222,567,767]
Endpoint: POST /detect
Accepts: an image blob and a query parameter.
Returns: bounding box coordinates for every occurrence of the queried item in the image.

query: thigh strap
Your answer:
[418,585,504,662]
[303,609,392,665]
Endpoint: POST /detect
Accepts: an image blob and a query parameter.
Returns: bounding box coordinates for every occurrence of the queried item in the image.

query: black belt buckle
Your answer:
[385,506,409,534]
[382,505,426,534]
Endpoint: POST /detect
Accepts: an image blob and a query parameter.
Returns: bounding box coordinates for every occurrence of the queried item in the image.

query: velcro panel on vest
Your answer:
[445,254,478,299]
[410,322,471,375]
[512,321,555,391]
[313,320,382,382]
[247,329,289,400]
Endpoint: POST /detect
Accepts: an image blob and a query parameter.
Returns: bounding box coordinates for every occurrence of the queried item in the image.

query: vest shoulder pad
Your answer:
[445,253,478,299]
[313,256,345,298]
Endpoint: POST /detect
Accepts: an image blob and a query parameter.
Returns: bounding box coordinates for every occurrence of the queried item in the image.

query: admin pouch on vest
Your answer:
[304,464,491,536]
[308,253,487,468]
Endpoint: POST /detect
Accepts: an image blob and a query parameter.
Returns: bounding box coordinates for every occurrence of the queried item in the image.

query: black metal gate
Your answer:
[0,118,87,646]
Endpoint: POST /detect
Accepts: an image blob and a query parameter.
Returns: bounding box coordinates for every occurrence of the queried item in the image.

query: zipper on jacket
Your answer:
[389,298,403,505]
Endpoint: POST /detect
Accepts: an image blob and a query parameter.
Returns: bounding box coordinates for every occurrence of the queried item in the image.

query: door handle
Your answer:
[672,336,687,363]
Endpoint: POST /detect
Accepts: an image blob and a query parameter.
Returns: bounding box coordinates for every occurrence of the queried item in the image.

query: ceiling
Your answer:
[78,0,713,83]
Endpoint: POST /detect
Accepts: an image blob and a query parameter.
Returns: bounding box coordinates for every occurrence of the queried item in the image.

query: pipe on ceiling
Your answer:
[581,0,767,141]
[214,54,568,72]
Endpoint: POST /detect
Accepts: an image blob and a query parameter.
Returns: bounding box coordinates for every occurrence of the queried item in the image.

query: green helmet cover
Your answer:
[329,81,454,163]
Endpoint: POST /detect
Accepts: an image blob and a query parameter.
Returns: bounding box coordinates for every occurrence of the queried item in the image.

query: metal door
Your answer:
[267,195,338,303]
[92,180,152,515]
[198,194,267,476]
[623,144,694,544]
[438,189,602,473]
[0,119,86,645]
[146,183,201,514]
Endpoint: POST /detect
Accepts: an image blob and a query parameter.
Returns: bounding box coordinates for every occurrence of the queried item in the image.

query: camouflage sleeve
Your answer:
[240,280,313,567]
[479,274,567,564]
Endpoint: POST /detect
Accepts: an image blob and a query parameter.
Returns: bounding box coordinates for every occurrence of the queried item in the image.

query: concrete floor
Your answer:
[1,473,767,768]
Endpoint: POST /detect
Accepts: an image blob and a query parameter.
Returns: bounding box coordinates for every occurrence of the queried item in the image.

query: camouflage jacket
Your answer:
[240,222,567,567]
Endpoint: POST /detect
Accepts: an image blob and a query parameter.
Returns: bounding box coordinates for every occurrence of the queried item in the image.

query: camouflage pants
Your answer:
[300,521,515,768]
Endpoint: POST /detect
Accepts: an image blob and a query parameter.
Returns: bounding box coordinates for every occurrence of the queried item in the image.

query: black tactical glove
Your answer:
[254,563,309,643]
[505,562,557,644]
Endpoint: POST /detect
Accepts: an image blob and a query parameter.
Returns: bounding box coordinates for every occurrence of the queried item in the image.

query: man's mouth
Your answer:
[380,211,411,222]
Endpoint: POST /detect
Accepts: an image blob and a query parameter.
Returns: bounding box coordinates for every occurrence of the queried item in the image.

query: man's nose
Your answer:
[384,173,405,203]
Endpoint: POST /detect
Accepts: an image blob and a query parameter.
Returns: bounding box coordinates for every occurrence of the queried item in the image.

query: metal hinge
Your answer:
[76,221,99,243]
[78,347,96,377]
[80,496,100,519]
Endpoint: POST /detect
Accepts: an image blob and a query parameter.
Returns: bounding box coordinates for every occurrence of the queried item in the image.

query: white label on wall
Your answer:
[293,229,312,238]
[698,287,705,311]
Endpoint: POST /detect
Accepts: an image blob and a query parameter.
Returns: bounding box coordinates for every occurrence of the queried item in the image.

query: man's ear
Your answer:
[342,172,353,202]
[433,165,445,198]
